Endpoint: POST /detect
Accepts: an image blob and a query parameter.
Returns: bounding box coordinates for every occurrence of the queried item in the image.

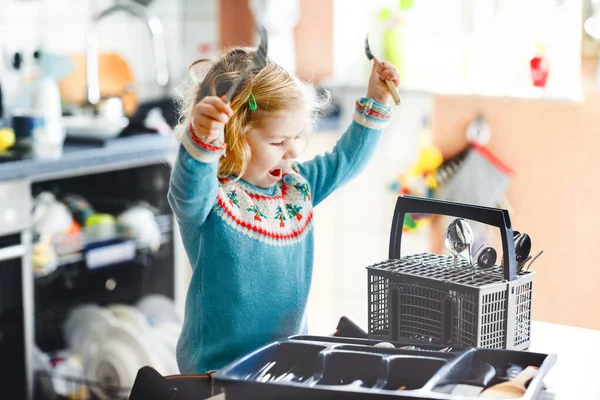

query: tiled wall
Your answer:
[0,0,219,101]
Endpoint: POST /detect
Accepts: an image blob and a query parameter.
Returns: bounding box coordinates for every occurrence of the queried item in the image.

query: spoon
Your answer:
[444,218,475,267]
[477,247,497,269]
[479,366,538,398]
[365,34,402,105]
[514,233,532,265]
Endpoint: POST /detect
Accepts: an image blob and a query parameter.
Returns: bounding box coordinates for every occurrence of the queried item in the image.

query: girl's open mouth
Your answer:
[268,169,282,179]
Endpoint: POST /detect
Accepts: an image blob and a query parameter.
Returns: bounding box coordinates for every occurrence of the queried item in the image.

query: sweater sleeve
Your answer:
[296,97,392,206]
[168,124,225,231]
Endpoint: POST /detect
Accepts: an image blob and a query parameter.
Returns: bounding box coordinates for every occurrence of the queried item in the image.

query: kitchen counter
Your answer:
[529,320,600,399]
[198,321,598,400]
[0,134,177,182]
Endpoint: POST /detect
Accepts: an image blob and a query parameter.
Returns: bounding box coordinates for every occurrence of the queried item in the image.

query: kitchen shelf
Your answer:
[0,133,177,182]
[327,82,584,103]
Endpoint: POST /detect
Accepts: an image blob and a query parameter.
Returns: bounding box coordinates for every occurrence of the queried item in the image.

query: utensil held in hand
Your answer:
[364,35,402,105]
[224,26,269,103]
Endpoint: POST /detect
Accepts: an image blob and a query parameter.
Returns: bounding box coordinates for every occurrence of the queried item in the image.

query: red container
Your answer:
[530,55,550,87]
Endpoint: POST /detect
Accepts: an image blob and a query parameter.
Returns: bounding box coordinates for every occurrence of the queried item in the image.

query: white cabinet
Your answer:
[332,0,583,101]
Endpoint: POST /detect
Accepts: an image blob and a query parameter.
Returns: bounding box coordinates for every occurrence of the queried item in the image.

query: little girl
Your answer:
[168,47,400,374]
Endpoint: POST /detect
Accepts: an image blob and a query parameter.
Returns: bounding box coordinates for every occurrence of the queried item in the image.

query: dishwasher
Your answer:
[0,180,34,400]
[28,163,177,399]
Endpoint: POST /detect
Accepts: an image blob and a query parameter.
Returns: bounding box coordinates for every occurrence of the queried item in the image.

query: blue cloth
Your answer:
[168,97,392,373]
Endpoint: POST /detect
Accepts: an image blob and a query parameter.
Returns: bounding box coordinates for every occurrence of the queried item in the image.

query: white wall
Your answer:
[304,89,434,334]
[332,0,582,100]
[0,0,219,102]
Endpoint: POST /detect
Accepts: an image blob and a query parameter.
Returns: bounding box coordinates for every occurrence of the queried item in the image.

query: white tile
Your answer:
[186,11,218,25]
[0,22,44,51]
[90,0,114,14]
[0,0,43,23]
[148,0,183,20]
[88,0,184,24]
[40,23,88,53]
[184,0,217,17]
[161,18,184,77]
[183,19,217,46]
[183,19,218,61]
[95,14,141,52]
[41,0,91,19]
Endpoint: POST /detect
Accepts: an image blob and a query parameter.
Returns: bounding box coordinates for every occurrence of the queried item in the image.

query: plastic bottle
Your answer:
[29,52,66,159]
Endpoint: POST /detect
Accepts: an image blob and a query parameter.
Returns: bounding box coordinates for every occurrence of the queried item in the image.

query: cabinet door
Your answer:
[0,254,27,399]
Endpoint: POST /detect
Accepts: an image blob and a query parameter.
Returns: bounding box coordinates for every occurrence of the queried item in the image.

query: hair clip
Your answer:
[248,93,257,110]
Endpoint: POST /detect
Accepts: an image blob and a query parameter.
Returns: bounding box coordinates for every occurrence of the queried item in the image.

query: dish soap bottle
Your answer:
[30,51,68,159]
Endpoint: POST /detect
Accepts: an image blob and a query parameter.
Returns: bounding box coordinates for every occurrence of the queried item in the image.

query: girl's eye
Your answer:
[271,140,285,147]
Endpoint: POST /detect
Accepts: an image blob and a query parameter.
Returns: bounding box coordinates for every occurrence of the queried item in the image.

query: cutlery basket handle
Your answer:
[389,195,517,281]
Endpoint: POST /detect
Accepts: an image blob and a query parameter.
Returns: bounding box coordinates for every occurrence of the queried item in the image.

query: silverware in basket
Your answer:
[477,246,497,269]
[444,218,475,267]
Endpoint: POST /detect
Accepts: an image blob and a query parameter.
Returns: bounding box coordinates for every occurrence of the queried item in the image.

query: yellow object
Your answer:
[410,121,443,174]
[85,213,118,241]
[85,213,115,227]
[425,173,438,190]
[0,128,16,151]
[379,7,393,21]
[32,235,58,276]
[409,146,444,175]
[534,37,547,55]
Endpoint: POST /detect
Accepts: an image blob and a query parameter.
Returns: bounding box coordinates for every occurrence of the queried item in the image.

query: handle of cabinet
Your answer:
[0,244,25,262]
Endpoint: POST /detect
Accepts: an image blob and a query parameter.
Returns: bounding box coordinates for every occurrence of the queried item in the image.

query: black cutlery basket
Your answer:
[367,196,534,350]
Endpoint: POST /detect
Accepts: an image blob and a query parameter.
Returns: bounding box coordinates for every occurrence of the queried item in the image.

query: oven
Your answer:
[0,180,33,399]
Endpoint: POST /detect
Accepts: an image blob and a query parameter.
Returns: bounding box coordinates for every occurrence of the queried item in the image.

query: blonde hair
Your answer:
[175,47,330,178]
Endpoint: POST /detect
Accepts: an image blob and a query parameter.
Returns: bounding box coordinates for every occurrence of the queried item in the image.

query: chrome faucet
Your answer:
[85,0,170,106]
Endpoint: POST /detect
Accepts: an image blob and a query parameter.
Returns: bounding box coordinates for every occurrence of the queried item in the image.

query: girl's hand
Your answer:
[366,58,401,106]
[191,96,234,143]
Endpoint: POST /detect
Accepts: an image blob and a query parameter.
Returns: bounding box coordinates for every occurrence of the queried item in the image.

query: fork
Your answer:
[224,25,269,103]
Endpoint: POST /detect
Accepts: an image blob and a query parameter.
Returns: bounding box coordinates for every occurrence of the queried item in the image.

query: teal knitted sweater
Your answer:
[168,97,392,373]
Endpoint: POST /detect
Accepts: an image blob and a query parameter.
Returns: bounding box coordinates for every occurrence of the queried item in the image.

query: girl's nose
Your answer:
[284,140,303,160]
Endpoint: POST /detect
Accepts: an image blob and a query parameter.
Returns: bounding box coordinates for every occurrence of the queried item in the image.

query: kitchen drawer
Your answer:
[0,180,30,236]
[0,319,27,399]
